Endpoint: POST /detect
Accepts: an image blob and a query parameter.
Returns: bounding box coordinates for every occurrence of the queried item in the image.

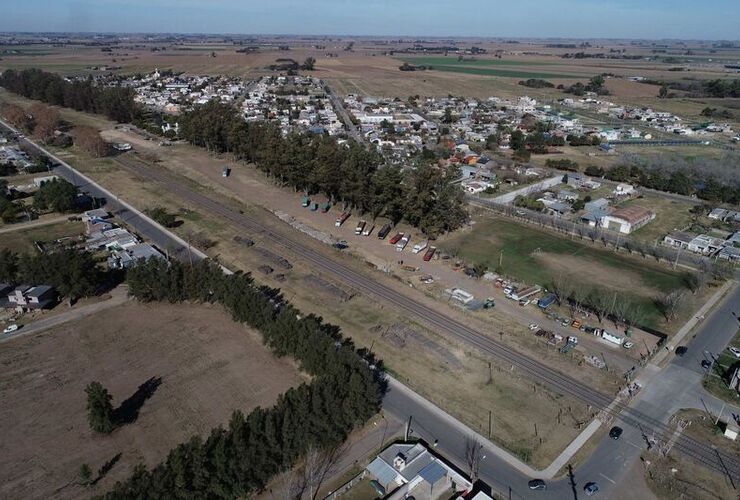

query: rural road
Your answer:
[0,286,130,343]
[0,214,72,234]
[2,119,739,495]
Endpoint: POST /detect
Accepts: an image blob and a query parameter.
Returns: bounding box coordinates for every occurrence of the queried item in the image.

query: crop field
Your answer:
[0,301,304,499]
[401,56,559,67]
[416,65,581,80]
[439,214,703,331]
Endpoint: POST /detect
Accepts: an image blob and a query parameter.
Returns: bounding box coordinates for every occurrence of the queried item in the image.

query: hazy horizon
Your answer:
[2,0,739,41]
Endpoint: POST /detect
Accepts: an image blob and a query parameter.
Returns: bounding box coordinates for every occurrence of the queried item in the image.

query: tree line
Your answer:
[179,100,466,236]
[0,68,138,122]
[103,258,383,498]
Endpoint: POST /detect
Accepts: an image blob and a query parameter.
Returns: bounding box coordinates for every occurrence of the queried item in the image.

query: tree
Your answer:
[85,381,115,434]
[72,126,109,158]
[302,57,316,71]
[509,129,525,151]
[465,437,483,482]
[657,290,685,323]
[33,178,78,213]
[658,84,669,99]
[18,248,105,300]
[78,463,93,486]
[145,206,177,228]
[0,248,19,283]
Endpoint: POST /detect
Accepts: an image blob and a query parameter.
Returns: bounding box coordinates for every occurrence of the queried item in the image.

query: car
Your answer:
[701,359,712,369]
[728,347,740,358]
[3,324,19,334]
[529,323,540,331]
[609,426,623,440]
[675,346,688,357]
[623,341,634,349]
[561,318,571,327]
[584,482,600,496]
[519,299,531,307]
[528,479,547,491]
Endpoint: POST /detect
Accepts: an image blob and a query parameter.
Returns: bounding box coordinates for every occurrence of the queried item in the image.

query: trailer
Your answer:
[510,286,541,301]
[423,246,436,262]
[309,202,319,211]
[335,212,350,227]
[412,240,428,254]
[537,293,557,309]
[389,232,404,244]
[601,331,624,346]
[321,202,332,213]
[301,196,310,208]
[378,223,392,239]
[362,224,375,236]
[445,288,474,305]
[355,220,366,235]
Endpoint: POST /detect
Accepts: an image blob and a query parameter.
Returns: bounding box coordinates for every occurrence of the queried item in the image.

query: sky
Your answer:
[2,0,739,40]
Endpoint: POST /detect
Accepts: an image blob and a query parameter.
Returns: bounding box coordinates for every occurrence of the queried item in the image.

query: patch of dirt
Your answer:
[535,252,659,297]
[303,274,354,302]
[0,301,303,499]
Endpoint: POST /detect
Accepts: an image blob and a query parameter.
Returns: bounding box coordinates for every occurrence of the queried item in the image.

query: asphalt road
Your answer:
[4,119,739,493]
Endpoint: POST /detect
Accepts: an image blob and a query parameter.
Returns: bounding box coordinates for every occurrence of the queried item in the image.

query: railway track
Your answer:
[112,153,740,480]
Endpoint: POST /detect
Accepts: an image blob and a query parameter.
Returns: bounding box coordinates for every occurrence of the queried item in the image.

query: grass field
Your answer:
[0,301,304,499]
[0,219,83,253]
[702,329,740,404]
[401,56,558,67]
[439,215,694,330]
[421,65,580,79]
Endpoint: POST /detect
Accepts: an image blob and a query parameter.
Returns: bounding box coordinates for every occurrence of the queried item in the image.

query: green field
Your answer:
[424,65,579,79]
[440,217,692,329]
[401,56,557,67]
[0,220,83,253]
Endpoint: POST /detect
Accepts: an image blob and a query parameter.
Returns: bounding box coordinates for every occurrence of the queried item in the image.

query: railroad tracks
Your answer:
[113,154,740,480]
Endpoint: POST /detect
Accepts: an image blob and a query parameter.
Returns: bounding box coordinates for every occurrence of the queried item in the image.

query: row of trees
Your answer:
[105,258,383,498]
[605,153,740,204]
[0,248,113,301]
[179,100,466,236]
[0,68,138,122]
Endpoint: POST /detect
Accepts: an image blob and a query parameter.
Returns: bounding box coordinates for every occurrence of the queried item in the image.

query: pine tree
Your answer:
[85,381,115,434]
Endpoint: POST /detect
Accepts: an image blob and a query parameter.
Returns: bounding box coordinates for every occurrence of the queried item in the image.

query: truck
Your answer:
[309,202,319,211]
[396,234,410,251]
[389,232,404,245]
[559,336,578,353]
[423,246,436,262]
[601,331,624,346]
[355,220,366,235]
[412,240,428,254]
[335,212,350,227]
[222,166,231,178]
[301,196,310,208]
[378,223,392,240]
[321,202,332,213]
[362,224,374,236]
[537,293,557,309]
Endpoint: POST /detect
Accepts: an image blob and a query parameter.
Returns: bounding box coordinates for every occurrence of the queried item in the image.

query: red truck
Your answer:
[423,246,436,262]
[389,232,404,245]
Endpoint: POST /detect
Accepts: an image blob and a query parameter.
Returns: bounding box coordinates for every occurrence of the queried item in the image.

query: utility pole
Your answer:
[405,416,412,441]
[488,411,493,438]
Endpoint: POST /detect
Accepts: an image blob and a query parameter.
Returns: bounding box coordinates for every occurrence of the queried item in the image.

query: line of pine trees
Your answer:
[103,258,383,498]
[0,68,137,123]
[179,100,467,236]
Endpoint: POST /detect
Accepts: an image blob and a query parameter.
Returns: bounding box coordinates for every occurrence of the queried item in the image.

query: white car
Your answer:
[3,324,19,334]
[528,323,539,331]
[623,341,635,349]
[728,347,740,358]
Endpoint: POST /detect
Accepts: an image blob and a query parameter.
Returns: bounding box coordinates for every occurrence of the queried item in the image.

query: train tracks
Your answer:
[112,153,740,480]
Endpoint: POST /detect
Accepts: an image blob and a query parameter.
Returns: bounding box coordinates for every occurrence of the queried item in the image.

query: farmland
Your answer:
[0,301,304,499]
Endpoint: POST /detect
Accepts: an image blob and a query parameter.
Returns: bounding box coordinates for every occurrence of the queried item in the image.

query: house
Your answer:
[730,366,740,393]
[687,235,725,255]
[107,243,165,269]
[365,442,472,500]
[5,285,57,310]
[557,190,578,202]
[580,207,609,227]
[566,173,587,188]
[718,246,740,262]
[600,205,655,234]
[663,232,694,249]
[613,184,635,197]
[584,198,609,213]
[539,199,570,217]
[82,209,111,222]
[461,180,494,195]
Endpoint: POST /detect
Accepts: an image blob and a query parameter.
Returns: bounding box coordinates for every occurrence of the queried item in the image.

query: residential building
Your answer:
[365,442,472,500]
[687,235,725,255]
[663,232,694,249]
[600,205,655,234]
[718,246,740,262]
[107,243,165,269]
[5,285,57,310]
[584,198,609,213]
[613,183,635,197]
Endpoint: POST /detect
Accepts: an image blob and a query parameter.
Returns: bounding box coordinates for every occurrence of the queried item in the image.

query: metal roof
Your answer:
[419,462,447,484]
[366,457,399,487]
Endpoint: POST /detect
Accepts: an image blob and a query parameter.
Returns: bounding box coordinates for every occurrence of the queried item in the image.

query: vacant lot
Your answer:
[439,214,704,331]
[703,329,740,404]
[0,219,83,253]
[0,302,303,499]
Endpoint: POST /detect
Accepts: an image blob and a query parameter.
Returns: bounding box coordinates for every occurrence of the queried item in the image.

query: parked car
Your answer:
[3,324,19,334]
[519,299,531,307]
[529,323,540,331]
[609,426,623,440]
[355,220,366,235]
[623,341,635,349]
[728,347,740,358]
[333,240,348,250]
[528,479,547,491]
[561,318,571,327]
[701,359,712,369]
[571,319,582,329]
[484,298,495,309]
[377,224,392,239]
[584,482,600,496]
[389,232,404,245]
[362,224,375,236]
[412,240,428,254]
[675,346,688,357]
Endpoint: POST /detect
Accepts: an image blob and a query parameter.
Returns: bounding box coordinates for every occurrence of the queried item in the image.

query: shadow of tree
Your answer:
[91,453,122,486]
[113,376,162,426]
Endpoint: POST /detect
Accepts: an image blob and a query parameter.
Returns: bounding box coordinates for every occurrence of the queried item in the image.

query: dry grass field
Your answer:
[0,302,304,499]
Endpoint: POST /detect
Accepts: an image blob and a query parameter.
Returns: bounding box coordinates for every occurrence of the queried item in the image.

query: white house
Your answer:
[613,183,635,197]
[600,205,655,234]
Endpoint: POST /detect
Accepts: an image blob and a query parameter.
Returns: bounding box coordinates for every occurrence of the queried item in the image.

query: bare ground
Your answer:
[0,301,304,499]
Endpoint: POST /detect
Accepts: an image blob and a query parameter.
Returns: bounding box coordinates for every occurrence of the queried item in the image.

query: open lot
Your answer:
[0,301,304,499]
[0,218,83,253]
[439,213,713,332]
[702,329,740,404]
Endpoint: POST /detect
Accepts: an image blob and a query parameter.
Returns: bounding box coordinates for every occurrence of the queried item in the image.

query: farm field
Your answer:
[416,65,580,80]
[438,214,710,331]
[0,301,304,499]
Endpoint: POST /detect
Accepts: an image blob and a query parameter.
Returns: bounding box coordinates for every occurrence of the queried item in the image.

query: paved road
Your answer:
[323,82,363,142]
[4,119,739,495]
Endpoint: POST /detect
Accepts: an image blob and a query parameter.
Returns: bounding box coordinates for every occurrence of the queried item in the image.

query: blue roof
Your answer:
[419,462,446,484]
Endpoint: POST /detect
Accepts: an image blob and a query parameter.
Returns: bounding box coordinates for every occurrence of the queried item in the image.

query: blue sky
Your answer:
[2,0,739,40]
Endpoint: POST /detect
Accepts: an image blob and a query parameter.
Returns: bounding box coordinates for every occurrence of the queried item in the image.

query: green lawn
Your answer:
[0,220,83,254]
[440,217,691,329]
